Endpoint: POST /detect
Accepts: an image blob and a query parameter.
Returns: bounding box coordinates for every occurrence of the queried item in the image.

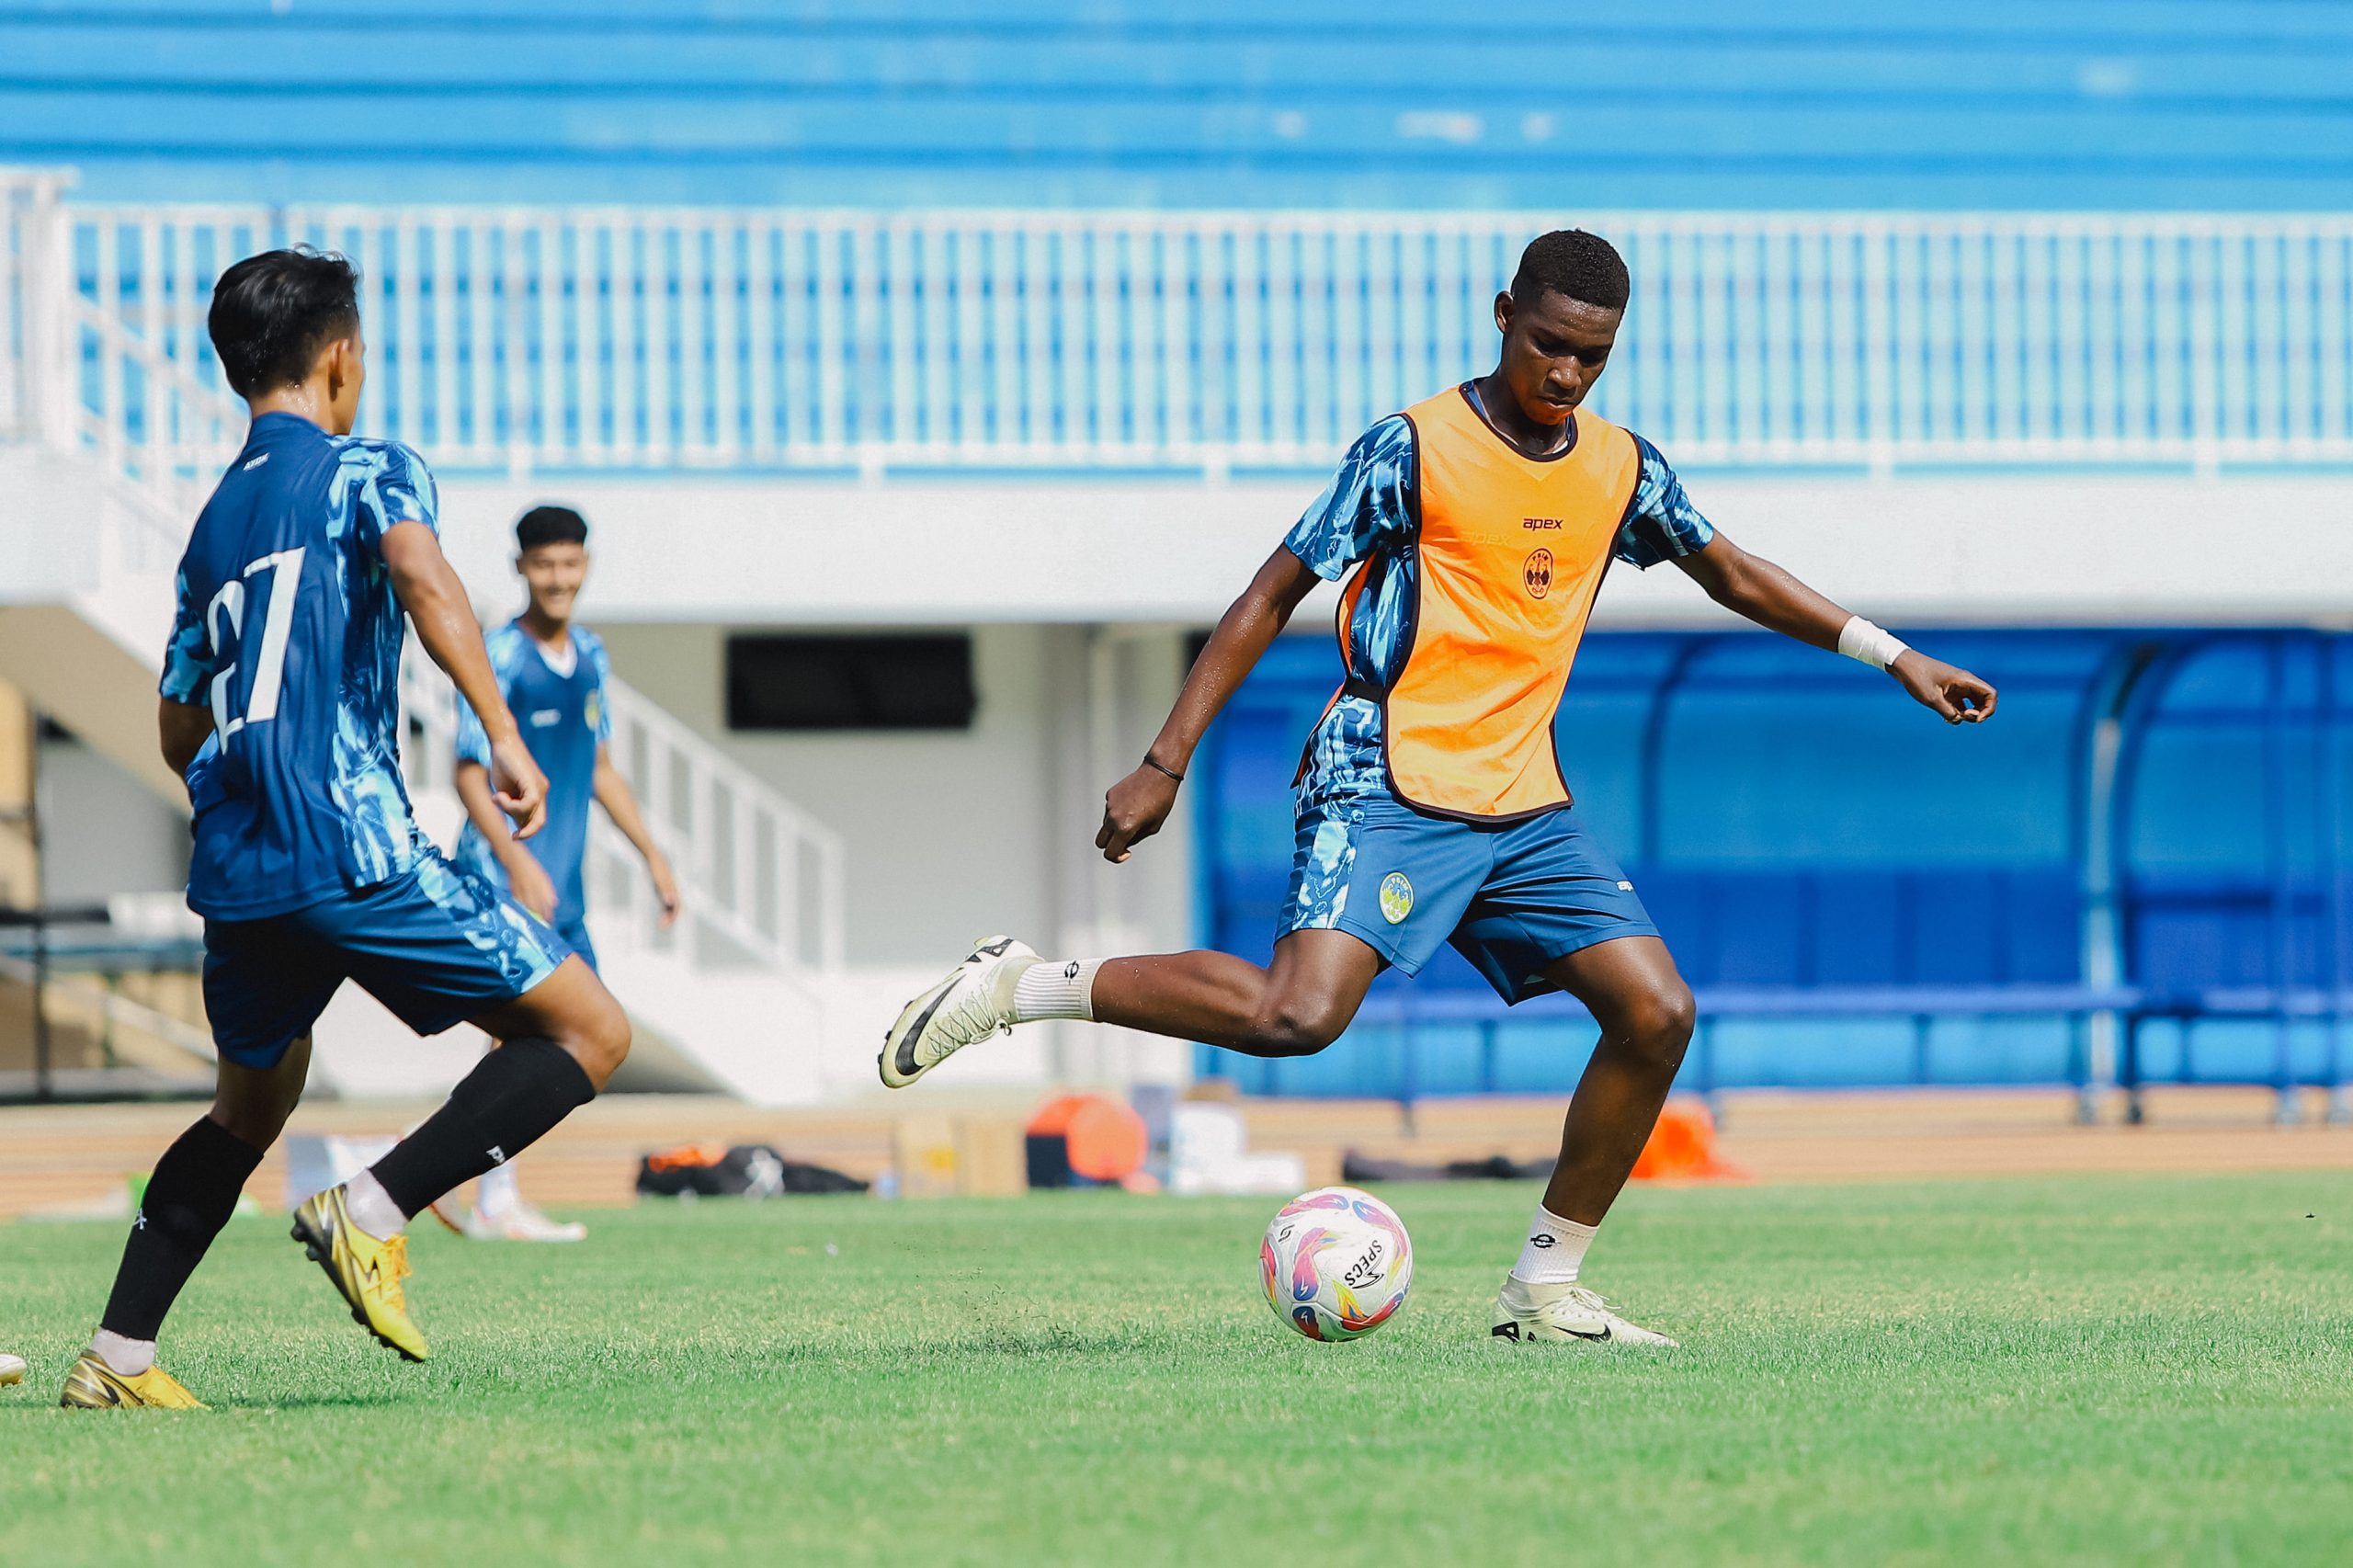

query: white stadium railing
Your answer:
[8,172,2349,480]
[4,170,847,994]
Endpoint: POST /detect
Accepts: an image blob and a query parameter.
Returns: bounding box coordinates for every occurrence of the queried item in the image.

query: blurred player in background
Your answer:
[883,229,1997,1347]
[437,505,679,1242]
[62,248,631,1408]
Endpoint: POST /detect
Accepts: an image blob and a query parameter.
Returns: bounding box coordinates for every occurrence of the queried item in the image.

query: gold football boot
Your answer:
[60,1354,205,1409]
[291,1185,430,1361]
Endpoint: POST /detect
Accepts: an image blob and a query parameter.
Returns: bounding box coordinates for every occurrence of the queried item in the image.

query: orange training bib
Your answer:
[1346,387,1640,821]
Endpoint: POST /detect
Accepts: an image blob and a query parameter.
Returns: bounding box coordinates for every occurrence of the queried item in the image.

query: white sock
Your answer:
[1011,958,1100,1023]
[89,1328,155,1377]
[477,1161,520,1216]
[1510,1205,1598,1287]
[341,1169,408,1239]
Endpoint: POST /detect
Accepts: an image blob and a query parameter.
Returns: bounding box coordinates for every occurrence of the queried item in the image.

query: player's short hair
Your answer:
[516,505,589,551]
[1510,230,1631,312]
[207,247,361,398]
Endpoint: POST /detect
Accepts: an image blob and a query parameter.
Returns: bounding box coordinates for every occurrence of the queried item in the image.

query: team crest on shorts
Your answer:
[1379,872,1414,925]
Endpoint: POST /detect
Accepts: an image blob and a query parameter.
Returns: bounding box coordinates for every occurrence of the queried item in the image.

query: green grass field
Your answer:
[4,1172,2351,1566]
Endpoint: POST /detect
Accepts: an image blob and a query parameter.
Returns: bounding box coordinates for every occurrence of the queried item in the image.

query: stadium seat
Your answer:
[6,3,2350,207]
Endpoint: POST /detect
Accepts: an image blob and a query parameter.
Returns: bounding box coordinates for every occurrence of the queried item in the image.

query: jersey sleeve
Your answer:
[345,439,441,556]
[1282,415,1417,581]
[451,628,519,770]
[158,566,217,703]
[583,631,615,745]
[1613,433,1717,570]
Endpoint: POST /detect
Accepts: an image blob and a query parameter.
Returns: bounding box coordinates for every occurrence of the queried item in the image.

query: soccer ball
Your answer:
[1259,1186,1413,1342]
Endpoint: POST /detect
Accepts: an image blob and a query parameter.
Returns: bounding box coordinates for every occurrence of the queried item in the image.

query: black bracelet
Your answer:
[1142,754,1186,784]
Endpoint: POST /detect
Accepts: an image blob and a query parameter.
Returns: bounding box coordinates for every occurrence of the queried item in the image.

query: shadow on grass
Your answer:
[1,1389,419,1417]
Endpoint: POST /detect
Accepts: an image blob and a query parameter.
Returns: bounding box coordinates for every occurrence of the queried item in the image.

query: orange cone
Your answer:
[1026,1093,1149,1184]
[1630,1097,1748,1183]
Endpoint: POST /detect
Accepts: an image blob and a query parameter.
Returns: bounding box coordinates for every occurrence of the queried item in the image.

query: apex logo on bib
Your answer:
[1379,871,1415,925]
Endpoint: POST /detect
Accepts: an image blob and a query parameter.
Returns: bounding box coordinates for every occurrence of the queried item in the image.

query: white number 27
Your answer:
[205,547,305,740]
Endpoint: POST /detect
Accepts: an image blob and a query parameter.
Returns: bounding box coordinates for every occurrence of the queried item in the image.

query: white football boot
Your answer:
[469,1200,587,1243]
[880,936,1040,1088]
[473,1163,587,1243]
[0,1352,26,1387]
[1490,1278,1679,1346]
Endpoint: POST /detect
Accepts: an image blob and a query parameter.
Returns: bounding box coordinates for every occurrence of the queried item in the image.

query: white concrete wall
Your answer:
[590,617,1201,1084]
[594,620,1064,966]
[434,471,2353,632]
[37,733,188,906]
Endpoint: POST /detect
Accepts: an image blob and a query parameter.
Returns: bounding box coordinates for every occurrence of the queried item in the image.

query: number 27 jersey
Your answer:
[162,412,438,921]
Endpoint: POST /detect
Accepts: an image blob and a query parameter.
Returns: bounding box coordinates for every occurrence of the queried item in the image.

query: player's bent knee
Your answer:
[557,1011,630,1089]
[483,959,631,1087]
[1242,994,1355,1057]
[1622,983,1697,1067]
[209,1099,295,1151]
[561,981,631,1089]
[209,1038,311,1149]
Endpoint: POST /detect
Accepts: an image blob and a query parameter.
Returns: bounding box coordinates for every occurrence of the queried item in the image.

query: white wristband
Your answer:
[1836,615,1909,671]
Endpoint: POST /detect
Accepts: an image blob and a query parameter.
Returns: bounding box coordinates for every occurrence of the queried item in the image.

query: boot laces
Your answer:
[378,1233,413,1307]
[926,969,1016,1056]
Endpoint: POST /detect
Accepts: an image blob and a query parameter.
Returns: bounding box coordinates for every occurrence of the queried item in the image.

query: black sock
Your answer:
[99,1117,267,1342]
[369,1038,596,1218]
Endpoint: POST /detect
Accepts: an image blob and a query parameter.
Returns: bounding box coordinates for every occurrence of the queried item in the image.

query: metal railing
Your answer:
[0,172,73,448]
[400,655,847,979]
[5,169,848,989]
[17,181,2351,479]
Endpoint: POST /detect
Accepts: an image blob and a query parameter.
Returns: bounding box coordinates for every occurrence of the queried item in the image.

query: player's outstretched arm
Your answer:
[1672,531,1997,724]
[380,520,551,835]
[592,749,681,926]
[1097,545,1324,863]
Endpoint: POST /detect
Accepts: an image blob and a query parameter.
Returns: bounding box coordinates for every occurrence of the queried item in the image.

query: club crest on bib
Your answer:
[583,689,603,732]
[1523,548,1554,599]
[1379,871,1414,925]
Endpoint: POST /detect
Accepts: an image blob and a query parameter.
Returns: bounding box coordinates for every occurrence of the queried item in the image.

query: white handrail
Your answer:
[27,188,2353,478]
[1,172,78,449]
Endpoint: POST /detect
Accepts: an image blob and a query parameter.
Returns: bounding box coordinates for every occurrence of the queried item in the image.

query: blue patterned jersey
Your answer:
[163,414,439,920]
[1280,389,1716,803]
[452,621,613,927]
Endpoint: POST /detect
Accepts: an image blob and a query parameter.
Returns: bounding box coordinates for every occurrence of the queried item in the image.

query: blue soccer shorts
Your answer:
[1277,791,1660,1004]
[555,916,598,974]
[201,848,574,1070]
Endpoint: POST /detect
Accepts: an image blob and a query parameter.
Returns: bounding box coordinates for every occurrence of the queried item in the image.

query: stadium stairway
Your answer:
[0,200,855,1105]
[0,436,857,1106]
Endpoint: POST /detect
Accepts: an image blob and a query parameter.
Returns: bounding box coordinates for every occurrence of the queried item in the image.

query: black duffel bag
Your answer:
[635,1142,869,1198]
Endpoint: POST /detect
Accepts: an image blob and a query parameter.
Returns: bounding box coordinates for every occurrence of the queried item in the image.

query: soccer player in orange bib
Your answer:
[883,230,1996,1346]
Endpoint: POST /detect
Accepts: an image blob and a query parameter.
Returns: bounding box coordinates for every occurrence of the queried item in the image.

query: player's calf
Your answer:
[1606,976,1697,1078]
[291,963,623,1357]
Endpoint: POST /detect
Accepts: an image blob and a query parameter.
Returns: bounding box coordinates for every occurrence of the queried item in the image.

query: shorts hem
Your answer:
[381,941,568,1038]
[1274,912,1426,976]
[1494,921,1663,1004]
[212,1033,306,1072]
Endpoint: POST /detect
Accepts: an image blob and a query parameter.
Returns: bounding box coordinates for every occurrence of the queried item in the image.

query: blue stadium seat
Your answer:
[1196,627,2353,1096]
[5,3,2349,208]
